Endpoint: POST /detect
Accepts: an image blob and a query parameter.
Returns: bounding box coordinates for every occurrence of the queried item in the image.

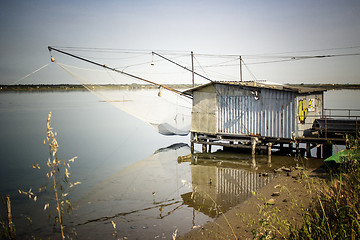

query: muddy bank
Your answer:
[177,167,326,240]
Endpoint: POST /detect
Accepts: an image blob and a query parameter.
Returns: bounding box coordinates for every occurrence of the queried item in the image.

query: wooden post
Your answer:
[239,56,243,82]
[190,132,195,154]
[251,137,257,168]
[6,195,15,239]
[323,143,333,159]
[202,139,207,153]
[191,51,195,87]
[268,142,272,164]
[306,143,311,158]
[280,143,284,153]
[192,155,198,165]
[295,142,300,156]
[317,144,322,158]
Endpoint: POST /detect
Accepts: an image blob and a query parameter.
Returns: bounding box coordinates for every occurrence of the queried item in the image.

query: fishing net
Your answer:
[56,62,192,136]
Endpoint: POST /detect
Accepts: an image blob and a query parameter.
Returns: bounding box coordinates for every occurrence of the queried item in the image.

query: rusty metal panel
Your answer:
[216,84,297,138]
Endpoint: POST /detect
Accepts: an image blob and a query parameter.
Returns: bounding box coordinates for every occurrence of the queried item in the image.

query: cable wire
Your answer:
[10,63,49,85]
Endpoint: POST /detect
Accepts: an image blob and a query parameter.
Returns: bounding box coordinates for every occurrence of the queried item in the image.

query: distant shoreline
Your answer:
[1,83,359,92]
[0,83,196,92]
[287,83,360,90]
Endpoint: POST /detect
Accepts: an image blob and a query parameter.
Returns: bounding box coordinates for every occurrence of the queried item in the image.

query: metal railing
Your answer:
[323,108,360,119]
[319,109,360,139]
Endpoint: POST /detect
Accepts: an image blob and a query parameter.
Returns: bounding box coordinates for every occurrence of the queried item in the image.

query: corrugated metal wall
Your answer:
[216,84,297,138]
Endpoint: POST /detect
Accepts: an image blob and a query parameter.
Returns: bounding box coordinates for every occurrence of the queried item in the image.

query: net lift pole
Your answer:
[239,56,243,82]
[191,51,195,87]
[47,46,192,99]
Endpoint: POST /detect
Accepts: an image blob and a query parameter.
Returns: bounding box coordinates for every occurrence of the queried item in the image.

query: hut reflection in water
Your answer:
[182,161,273,218]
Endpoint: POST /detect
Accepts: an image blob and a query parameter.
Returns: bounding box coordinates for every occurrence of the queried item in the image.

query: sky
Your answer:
[1,0,360,85]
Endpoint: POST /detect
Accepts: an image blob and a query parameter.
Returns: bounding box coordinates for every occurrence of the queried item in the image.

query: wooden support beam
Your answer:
[190,139,267,150]
[268,142,272,164]
[190,132,195,154]
[192,155,198,165]
[295,142,300,156]
[289,143,293,155]
[317,144,322,158]
[306,143,311,158]
[251,137,257,168]
[202,142,207,153]
[323,143,333,159]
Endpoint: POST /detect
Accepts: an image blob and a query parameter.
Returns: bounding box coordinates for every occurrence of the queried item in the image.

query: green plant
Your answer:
[250,196,292,240]
[289,135,360,239]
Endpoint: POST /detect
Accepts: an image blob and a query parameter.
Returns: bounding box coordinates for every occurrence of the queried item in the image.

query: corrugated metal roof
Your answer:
[183,81,326,94]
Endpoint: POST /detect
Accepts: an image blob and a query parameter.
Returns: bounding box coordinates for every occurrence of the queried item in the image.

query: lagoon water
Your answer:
[0,89,359,239]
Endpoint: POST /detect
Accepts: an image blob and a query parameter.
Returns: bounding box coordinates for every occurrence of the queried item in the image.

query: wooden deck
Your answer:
[191,118,359,160]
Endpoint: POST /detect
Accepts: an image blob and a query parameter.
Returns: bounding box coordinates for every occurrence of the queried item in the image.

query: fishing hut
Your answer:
[184,81,359,162]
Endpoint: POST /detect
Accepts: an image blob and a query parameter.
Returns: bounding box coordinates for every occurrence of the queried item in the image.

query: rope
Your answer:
[193,55,211,80]
[242,60,257,81]
[10,63,49,85]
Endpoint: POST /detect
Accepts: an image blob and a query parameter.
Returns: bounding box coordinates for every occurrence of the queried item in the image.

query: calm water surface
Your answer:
[0,89,358,239]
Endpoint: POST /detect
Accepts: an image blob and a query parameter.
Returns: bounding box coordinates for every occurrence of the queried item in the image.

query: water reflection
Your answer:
[72,144,277,239]
[1,90,357,239]
[72,143,199,240]
[181,159,273,218]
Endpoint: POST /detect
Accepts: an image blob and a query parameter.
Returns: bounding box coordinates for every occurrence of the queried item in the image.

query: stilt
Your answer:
[295,142,300,156]
[280,143,284,153]
[306,143,311,158]
[323,143,333,159]
[268,142,272,165]
[251,137,257,168]
[190,132,195,154]
[202,144,207,153]
[289,143,293,155]
[317,144,322,158]
[192,155,198,165]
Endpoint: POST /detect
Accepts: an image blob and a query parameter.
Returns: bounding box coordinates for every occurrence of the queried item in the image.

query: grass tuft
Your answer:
[289,135,360,240]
